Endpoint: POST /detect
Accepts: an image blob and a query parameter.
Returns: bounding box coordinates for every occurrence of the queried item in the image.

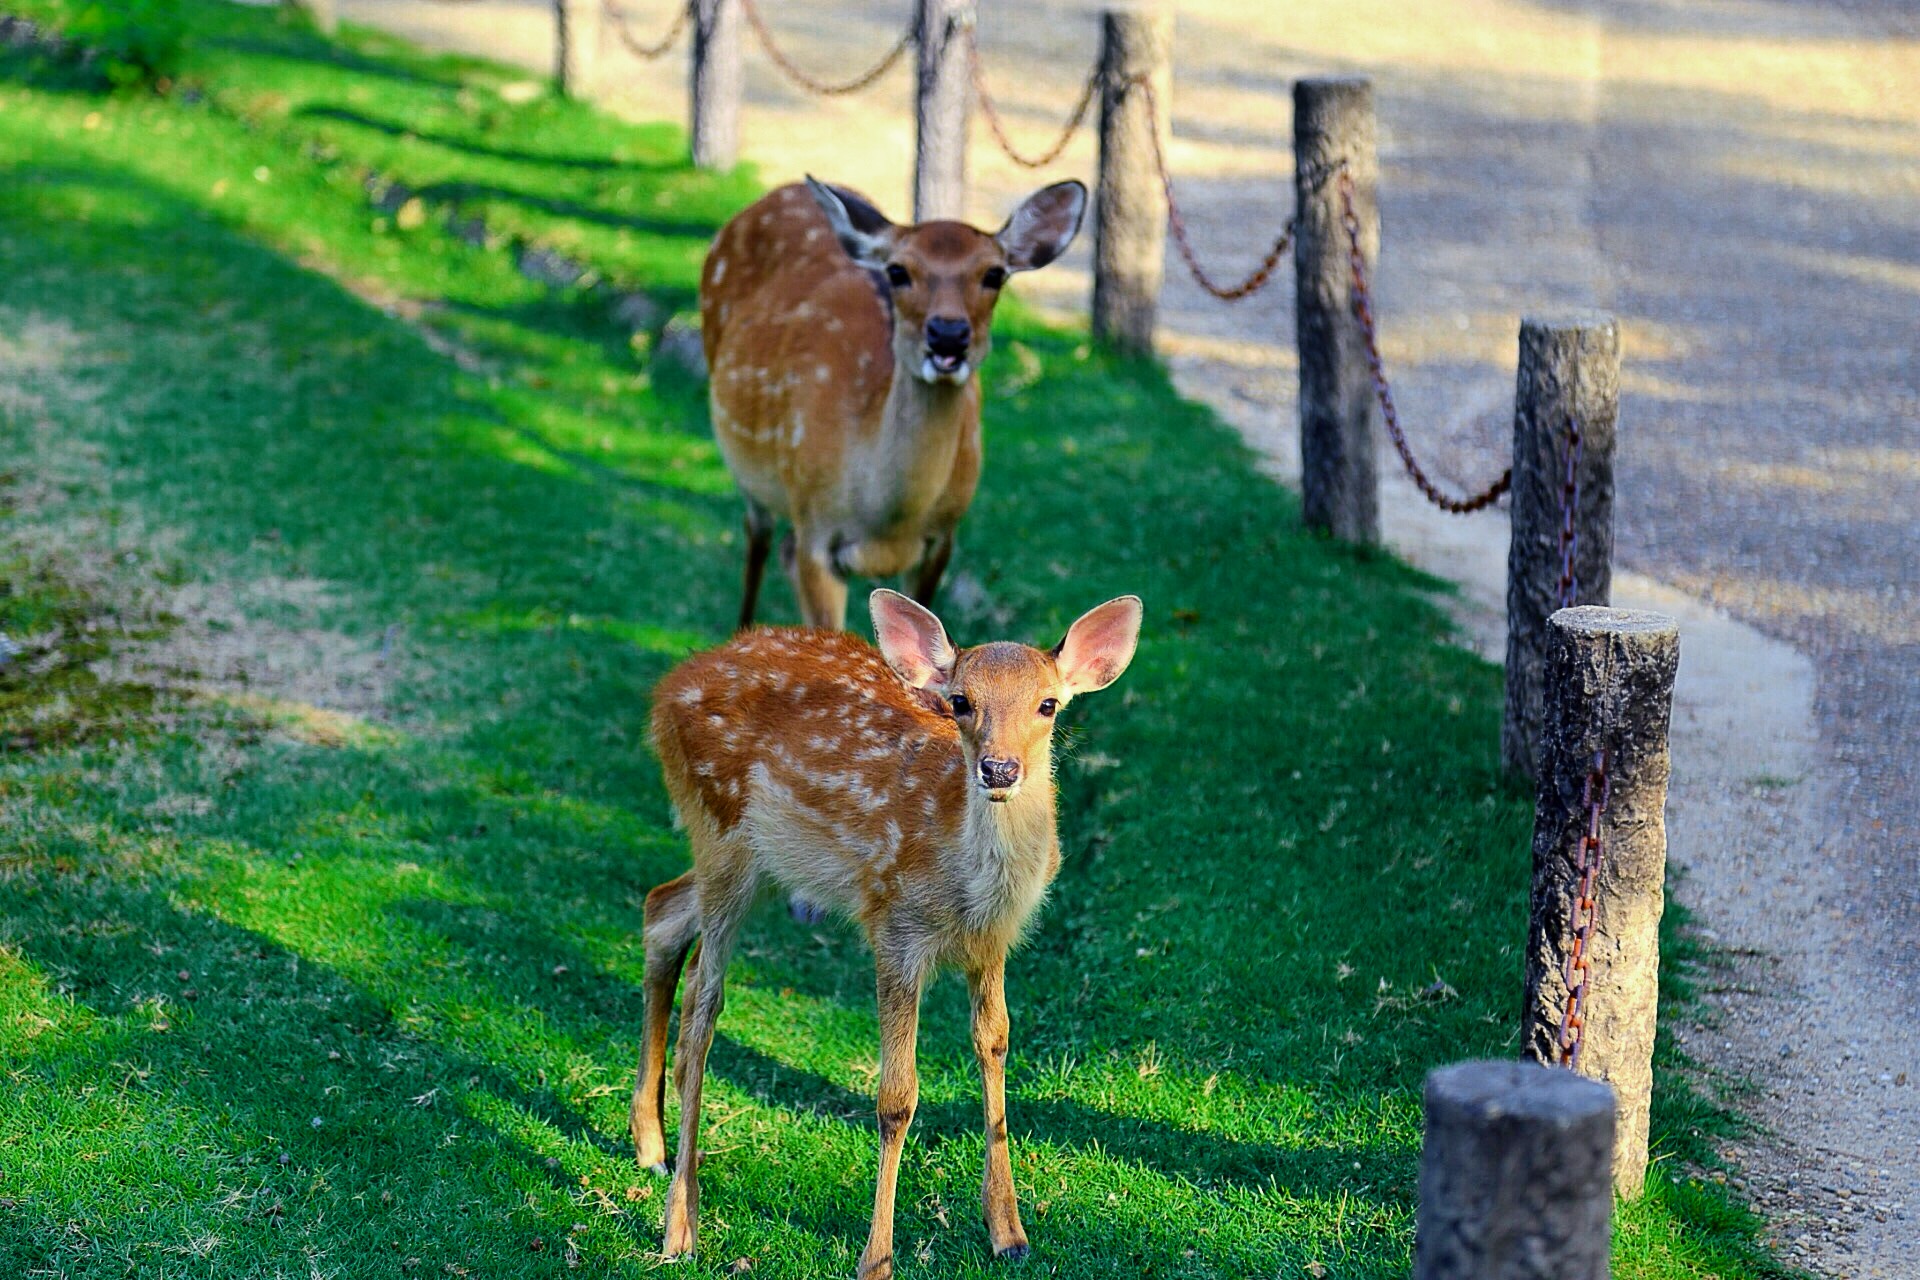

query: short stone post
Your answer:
[285,0,337,36]
[1415,1060,1616,1280]
[912,0,974,221]
[1523,606,1678,1199]
[690,0,741,170]
[1090,5,1173,355]
[1502,314,1621,777]
[1293,76,1379,544]
[554,0,601,98]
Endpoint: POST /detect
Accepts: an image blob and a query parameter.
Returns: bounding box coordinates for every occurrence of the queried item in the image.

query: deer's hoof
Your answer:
[647,1161,670,1177]
[789,895,829,924]
[993,1243,1030,1263]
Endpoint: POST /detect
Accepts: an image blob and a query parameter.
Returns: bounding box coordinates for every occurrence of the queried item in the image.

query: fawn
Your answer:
[632,589,1143,1277]
[699,176,1086,631]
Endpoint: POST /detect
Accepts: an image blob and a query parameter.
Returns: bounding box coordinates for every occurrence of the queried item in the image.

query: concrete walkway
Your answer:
[334,2,1917,1273]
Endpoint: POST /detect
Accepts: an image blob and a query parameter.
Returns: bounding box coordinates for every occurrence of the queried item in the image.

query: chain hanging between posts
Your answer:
[602,0,691,60]
[1131,77,1295,301]
[1334,167,1513,514]
[966,27,1101,170]
[738,0,914,97]
[1556,749,1610,1071]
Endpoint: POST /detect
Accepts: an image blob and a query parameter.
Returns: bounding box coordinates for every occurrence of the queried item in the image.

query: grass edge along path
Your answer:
[0,3,1797,1276]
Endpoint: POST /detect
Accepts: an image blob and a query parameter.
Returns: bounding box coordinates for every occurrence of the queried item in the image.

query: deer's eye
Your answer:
[1037,698,1058,718]
[947,693,973,717]
[981,266,1008,290]
[885,264,912,289]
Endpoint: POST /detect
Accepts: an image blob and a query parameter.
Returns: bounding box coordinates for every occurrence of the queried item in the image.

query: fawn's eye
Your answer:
[885,264,912,289]
[981,266,1007,290]
[1037,698,1058,718]
[947,693,972,717]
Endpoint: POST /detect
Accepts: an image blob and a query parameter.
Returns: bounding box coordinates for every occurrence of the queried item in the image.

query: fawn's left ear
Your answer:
[871,589,957,689]
[996,180,1088,272]
[1053,596,1143,697]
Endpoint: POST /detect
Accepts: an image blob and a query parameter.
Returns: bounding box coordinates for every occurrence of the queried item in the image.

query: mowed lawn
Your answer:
[0,4,1788,1277]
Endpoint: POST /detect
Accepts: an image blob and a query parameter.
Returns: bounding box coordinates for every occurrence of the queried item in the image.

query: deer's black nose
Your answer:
[979,757,1021,789]
[926,316,971,355]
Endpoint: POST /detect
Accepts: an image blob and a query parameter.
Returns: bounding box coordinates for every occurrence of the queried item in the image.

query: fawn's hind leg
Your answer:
[631,873,701,1173]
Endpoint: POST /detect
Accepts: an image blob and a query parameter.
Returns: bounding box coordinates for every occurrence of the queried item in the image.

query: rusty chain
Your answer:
[738,0,914,97]
[966,27,1101,170]
[1335,167,1513,513]
[1556,749,1611,1071]
[1132,77,1297,302]
[602,0,691,60]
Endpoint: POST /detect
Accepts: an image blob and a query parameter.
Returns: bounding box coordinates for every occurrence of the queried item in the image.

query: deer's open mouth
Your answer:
[922,349,971,382]
[980,782,1020,803]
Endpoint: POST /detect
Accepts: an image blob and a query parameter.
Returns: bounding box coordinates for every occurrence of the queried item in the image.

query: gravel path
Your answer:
[338,3,1918,1272]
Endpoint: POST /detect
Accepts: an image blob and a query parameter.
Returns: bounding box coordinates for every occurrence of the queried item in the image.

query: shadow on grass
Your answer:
[294,102,687,175]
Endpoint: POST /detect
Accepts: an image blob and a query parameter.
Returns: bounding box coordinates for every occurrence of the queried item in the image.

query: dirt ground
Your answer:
[330,1,1917,1273]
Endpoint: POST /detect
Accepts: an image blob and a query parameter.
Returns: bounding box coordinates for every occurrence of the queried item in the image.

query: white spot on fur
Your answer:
[711,256,728,284]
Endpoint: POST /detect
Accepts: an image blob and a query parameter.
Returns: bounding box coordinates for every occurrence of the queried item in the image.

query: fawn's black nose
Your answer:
[925,316,971,356]
[979,757,1021,790]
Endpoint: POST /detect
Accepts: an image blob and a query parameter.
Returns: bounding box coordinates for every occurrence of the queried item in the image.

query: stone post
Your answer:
[1523,606,1678,1198]
[912,0,974,221]
[554,0,601,98]
[1502,314,1622,777]
[1090,5,1173,355]
[1415,1059,1616,1280]
[690,0,741,170]
[1293,76,1379,543]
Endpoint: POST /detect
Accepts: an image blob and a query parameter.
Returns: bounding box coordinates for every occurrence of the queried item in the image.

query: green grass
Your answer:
[0,3,1796,1276]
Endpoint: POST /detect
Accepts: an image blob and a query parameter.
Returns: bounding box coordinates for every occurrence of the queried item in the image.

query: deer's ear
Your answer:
[806,176,896,270]
[1053,595,1142,697]
[871,589,957,690]
[996,180,1088,272]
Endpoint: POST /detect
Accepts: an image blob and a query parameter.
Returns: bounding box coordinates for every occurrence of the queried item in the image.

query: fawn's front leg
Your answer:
[968,959,1029,1259]
[858,965,924,1280]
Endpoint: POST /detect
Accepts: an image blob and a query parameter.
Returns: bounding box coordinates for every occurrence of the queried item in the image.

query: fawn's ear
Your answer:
[806,176,896,270]
[871,589,957,689]
[995,180,1088,272]
[1053,595,1143,697]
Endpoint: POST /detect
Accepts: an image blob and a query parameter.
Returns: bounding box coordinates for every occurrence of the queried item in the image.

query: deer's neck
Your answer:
[860,364,974,520]
[955,773,1059,937]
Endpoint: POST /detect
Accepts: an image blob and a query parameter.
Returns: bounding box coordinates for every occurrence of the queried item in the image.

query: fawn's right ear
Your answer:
[806,176,896,270]
[871,589,957,690]
[1053,595,1143,697]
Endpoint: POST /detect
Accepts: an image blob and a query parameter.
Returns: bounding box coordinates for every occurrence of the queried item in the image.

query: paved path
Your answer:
[338,3,1918,1273]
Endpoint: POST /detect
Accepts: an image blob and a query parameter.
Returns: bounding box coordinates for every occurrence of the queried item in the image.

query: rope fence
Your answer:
[738,0,913,97]
[602,0,689,60]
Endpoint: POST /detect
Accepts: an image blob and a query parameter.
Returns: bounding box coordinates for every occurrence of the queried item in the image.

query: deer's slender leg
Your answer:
[967,959,1029,1258]
[661,881,749,1259]
[790,540,850,632]
[856,963,924,1280]
[632,874,701,1173]
[910,531,956,611]
[736,501,776,631]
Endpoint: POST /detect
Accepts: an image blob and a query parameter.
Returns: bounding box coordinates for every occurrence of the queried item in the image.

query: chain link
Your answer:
[1556,750,1611,1071]
[1131,77,1296,302]
[966,27,1101,170]
[1334,167,1512,514]
[738,0,914,97]
[602,0,690,60]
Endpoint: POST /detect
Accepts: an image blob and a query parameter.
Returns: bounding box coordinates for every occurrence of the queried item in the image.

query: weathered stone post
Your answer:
[1503,314,1621,777]
[1415,1060,1616,1280]
[554,0,602,98]
[690,0,741,170]
[912,0,974,221]
[1293,76,1379,544]
[1091,5,1173,355]
[1523,606,1678,1199]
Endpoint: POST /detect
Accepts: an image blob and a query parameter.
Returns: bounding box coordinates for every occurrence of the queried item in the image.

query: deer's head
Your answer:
[807,177,1087,387]
[871,589,1142,803]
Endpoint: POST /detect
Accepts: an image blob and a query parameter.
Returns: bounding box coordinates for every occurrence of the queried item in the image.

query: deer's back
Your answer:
[700,186,894,515]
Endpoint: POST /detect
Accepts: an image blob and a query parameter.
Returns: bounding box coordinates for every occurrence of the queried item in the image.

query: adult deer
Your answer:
[701,177,1087,631]
[633,589,1143,1276]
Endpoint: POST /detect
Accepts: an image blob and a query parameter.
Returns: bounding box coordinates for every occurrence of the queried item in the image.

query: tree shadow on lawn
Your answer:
[293,102,689,176]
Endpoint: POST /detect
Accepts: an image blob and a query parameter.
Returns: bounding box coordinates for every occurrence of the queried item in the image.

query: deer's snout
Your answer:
[978,756,1021,797]
[925,316,971,355]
